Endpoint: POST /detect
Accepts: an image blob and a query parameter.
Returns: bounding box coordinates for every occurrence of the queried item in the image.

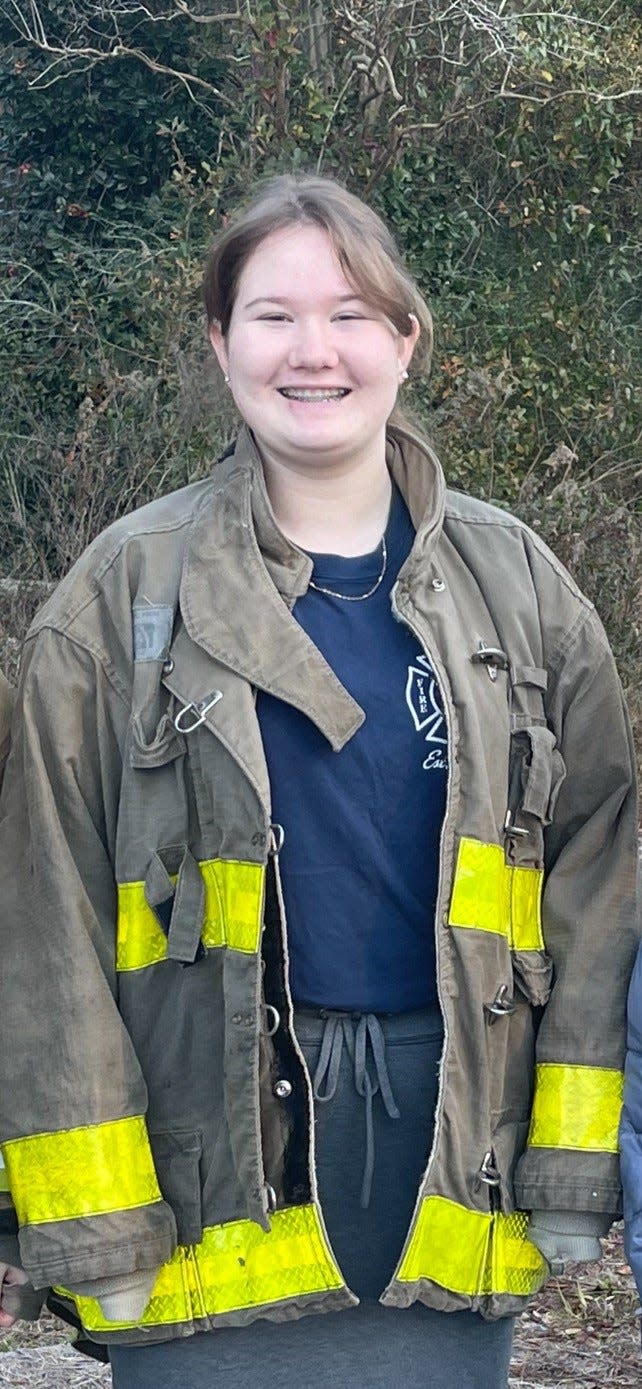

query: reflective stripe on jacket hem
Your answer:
[448,836,544,952]
[2,1117,161,1224]
[396,1194,547,1298]
[528,1063,623,1151]
[57,1204,345,1331]
[117,859,265,970]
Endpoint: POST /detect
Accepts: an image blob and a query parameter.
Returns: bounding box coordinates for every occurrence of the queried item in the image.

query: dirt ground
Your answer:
[0,1227,639,1388]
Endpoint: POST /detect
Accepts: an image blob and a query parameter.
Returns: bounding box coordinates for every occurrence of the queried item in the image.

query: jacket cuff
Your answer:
[19,1204,176,1290]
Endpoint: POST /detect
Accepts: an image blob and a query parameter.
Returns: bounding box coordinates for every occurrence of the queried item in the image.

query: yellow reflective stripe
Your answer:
[528,1063,623,1152]
[117,881,168,969]
[511,862,544,952]
[200,860,264,954]
[397,1195,546,1298]
[61,1204,345,1331]
[448,837,544,952]
[117,859,265,970]
[3,1118,162,1225]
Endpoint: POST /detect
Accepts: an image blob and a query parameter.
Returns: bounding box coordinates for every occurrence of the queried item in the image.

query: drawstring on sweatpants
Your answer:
[312,1012,400,1209]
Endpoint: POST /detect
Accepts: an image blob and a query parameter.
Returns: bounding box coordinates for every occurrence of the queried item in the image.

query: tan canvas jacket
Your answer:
[0,425,638,1347]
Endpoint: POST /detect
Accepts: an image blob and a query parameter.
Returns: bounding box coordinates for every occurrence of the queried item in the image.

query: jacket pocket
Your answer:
[512,951,553,1009]
[509,726,566,826]
[130,711,186,769]
[507,724,566,867]
[149,1129,203,1246]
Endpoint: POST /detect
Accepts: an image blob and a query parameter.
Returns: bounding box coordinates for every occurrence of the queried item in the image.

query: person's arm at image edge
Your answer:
[514,606,639,1265]
[0,630,175,1316]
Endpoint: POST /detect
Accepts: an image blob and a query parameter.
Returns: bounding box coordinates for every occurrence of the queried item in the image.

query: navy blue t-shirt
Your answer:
[257,487,448,1012]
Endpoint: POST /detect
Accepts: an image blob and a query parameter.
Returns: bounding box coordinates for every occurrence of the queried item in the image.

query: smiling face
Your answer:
[209,224,419,477]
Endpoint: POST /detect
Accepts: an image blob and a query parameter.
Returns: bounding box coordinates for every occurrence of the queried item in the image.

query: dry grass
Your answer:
[510,1227,641,1388]
[0,1343,110,1386]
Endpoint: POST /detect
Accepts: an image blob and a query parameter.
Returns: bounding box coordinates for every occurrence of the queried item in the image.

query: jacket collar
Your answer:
[178,425,445,750]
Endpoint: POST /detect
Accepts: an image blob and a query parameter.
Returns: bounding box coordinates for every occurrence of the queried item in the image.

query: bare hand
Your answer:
[0,1262,29,1329]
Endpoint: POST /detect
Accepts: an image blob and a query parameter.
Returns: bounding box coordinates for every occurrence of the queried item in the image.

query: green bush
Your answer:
[0,0,639,746]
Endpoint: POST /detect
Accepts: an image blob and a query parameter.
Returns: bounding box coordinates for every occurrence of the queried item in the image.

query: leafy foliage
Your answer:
[0,0,640,740]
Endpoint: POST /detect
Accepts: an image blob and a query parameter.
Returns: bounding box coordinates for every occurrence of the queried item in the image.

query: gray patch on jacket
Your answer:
[133,606,174,662]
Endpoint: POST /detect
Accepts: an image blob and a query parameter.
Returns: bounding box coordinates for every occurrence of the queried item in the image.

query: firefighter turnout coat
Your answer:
[0,426,638,1348]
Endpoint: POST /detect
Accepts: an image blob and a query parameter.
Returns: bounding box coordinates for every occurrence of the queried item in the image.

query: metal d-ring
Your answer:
[263,1004,281,1037]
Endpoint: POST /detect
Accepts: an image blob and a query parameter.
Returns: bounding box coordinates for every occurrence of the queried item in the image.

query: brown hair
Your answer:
[203,174,433,377]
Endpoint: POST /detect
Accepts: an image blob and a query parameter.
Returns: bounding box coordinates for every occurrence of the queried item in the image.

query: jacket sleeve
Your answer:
[0,628,176,1289]
[621,940,642,1299]
[514,605,639,1218]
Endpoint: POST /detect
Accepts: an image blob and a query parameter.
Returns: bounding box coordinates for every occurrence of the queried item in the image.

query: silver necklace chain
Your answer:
[307,536,387,602]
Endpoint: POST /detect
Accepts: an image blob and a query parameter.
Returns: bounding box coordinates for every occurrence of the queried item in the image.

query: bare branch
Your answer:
[315,68,358,174]
[3,1,239,106]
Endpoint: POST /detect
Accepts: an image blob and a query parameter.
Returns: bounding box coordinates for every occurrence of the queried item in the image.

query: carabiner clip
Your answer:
[173,690,222,734]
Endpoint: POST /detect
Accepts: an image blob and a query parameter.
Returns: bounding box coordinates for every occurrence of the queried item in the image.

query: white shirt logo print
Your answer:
[405,654,448,771]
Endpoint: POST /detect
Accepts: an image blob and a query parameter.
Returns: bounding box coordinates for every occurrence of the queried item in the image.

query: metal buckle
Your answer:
[173,691,222,733]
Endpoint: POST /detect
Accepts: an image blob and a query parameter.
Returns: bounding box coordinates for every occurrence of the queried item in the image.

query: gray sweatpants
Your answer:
[110,1006,514,1388]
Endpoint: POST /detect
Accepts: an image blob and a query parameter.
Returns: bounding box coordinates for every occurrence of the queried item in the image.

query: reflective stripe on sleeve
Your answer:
[117,859,265,970]
[2,1117,162,1224]
[448,837,544,952]
[397,1194,546,1298]
[60,1204,345,1330]
[528,1063,623,1152]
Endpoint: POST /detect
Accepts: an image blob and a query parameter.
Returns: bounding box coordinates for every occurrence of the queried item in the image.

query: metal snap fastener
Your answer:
[162,657,175,675]
[431,578,446,592]
[274,1079,292,1099]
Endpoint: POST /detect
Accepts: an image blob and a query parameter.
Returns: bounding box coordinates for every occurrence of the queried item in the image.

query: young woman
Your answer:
[0,176,638,1389]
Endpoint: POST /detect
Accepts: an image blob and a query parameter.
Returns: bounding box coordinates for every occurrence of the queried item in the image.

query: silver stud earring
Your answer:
[400,370,409,382]
[224,373,230,386]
